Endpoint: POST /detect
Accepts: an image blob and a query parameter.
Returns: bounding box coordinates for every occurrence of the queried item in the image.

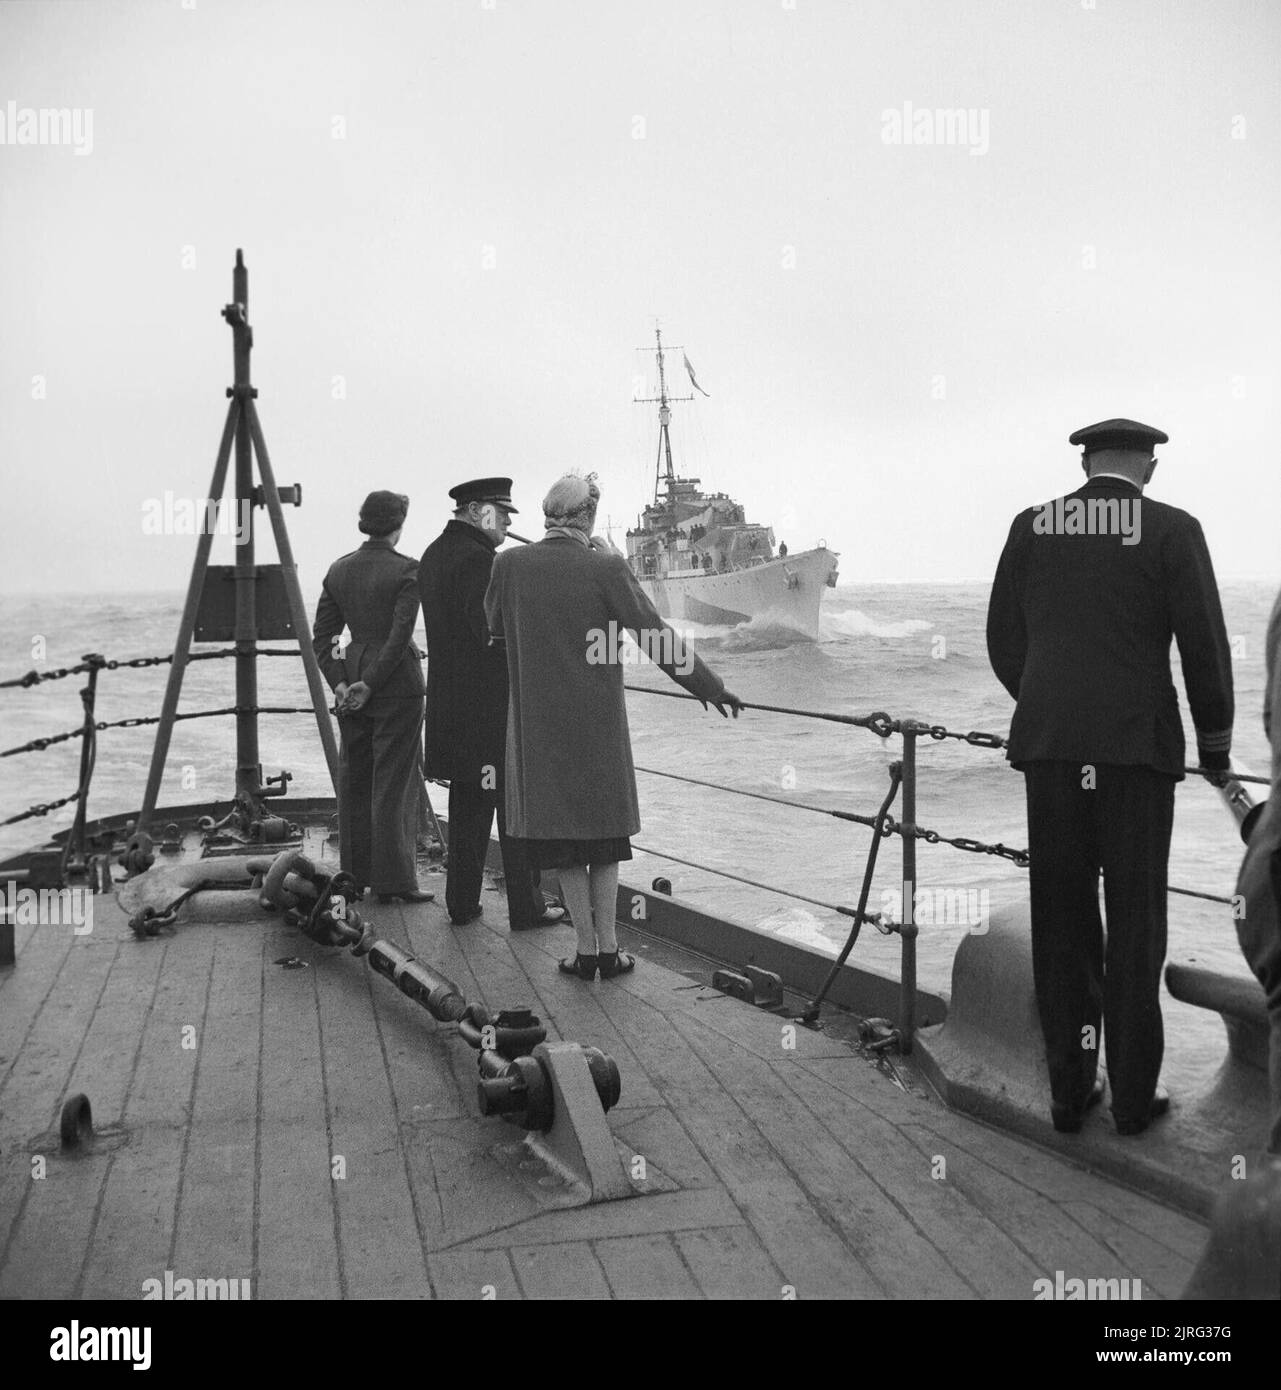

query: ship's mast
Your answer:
[635,324,693,515]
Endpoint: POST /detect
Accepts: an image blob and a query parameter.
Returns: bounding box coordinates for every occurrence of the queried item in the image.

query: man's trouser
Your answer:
[1024,761,1175,1123]
[446,774,543,928]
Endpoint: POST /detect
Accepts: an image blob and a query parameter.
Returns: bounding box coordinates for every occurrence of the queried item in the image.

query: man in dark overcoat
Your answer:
[312,490,432,902]
[419,478,562,928]
[986,419,1234,1136]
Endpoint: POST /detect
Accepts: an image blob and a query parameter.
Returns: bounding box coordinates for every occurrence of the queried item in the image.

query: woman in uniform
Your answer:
[312,490,433,903]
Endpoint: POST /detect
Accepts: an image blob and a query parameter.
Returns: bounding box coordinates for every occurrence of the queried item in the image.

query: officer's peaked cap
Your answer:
[1068,418,1168,453]
[449,477,518,513]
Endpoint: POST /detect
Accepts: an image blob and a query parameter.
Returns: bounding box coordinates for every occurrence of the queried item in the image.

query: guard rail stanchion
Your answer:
[898,723,920,1054]
[61,653,104,884]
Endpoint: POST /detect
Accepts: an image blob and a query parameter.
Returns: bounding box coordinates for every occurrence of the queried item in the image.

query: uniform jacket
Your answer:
[419,520,507,781]
[312,539,424,708]
[986,475,1233,778]
[484,535,726,839]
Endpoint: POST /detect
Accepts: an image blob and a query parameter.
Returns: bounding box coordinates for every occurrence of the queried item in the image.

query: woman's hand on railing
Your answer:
[710,689,745,719]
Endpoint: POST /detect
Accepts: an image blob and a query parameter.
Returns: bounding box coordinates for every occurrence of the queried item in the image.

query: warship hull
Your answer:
[638,546,839,637]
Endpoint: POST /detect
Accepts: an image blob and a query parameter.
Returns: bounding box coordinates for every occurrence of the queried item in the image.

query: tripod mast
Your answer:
[634,324,693,517]
[136,250,339,836]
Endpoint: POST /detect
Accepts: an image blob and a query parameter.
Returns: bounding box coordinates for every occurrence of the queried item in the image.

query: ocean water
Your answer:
[0,579,1273,1011]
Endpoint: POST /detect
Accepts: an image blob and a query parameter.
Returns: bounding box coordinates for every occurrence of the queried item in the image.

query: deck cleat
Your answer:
[712,968,755,1004]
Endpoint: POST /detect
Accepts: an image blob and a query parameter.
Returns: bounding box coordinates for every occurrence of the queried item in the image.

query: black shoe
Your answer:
[597,950,636,979]
[1051,1075,1106,1134]
[450,906,483,925]
[377,889,435,904]
[1114,1085,1171,1137]
[558,953,598,981]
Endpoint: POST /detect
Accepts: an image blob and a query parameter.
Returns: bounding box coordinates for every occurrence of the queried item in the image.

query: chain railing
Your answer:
[625,685,1252,901]
[0,647,320,829]
[0,645,299,691]
[0,651,1267,1046]
[619,683,1268,1044]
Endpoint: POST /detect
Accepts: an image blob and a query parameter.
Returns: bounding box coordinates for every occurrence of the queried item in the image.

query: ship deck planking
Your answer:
[0,816,1207,1301]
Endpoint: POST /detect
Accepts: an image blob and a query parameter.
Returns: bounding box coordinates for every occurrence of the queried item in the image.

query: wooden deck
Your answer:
[0,839,1207,1300]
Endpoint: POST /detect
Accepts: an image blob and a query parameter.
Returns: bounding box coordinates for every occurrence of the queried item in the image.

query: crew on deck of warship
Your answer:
[311,490,434,904]
[418,477,565,931]
[484,473,744,982]
[986,418,1234,1137]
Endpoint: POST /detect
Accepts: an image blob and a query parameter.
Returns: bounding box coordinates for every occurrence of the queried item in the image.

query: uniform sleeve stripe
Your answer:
[1197,729,1233,750]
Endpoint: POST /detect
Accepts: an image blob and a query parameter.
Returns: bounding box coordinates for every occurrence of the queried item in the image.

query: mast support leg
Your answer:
[137,397,241,833]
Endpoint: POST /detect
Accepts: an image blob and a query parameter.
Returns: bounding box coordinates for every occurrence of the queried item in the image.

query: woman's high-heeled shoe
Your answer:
[558,953,598,981]
[597,950,635,979]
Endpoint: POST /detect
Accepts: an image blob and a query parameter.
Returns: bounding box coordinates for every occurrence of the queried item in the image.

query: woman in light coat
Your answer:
[484,475,742,979]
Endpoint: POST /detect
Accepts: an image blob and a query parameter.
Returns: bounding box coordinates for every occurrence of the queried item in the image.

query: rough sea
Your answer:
[1,579,1273,1086]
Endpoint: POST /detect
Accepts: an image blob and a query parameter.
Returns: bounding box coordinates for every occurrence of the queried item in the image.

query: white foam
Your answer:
[820,608,932,641]
[756,904,841,956]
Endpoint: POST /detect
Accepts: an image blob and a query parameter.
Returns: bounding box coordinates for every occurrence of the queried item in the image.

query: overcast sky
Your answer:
[2,0,1277,593]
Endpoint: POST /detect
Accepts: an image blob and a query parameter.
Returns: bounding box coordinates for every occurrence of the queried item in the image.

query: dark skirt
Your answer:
[524,836,633,870]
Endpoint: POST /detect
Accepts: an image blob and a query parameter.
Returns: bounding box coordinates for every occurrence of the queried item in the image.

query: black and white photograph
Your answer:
[1,0,1278,1347]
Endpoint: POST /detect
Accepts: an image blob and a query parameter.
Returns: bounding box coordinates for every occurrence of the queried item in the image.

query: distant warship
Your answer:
[624,328,839,637]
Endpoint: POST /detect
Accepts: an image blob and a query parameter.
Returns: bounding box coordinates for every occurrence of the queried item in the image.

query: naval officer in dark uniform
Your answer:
[987,419,1234,1135]
[312,490,433,903]
[419,478,564,929]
